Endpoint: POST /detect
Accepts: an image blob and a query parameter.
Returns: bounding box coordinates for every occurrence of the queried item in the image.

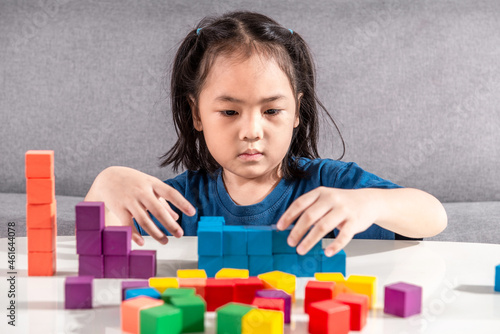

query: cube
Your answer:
[199,216,225,226]
[255,289,291,323]
[65,276,93,309]
[273,254,298,276]
[335,292,369,331]
[297,254,322,277]
[241,308,283,334]
[140,304,182,334]
[170,295,206,332]
[76,229,102,255]
[321,249,346,276]
[104,255,129,278]
[78,255,104,278]
[129,250,156,278]
[198,256,223,278]
[216,268,249,279]
[28,251,55,276]
[304,280,335,314]
[246,226,272,255]
[26,202,56,229]
[178,278,206,298]
[121,296,164,334]
[252,297,285,321]
[223,255,249,270]
[496,264,500,292]
[308,300,350,334]
[122,280,149,300]
[26,177,55,204]
[216,302,255,334]
[233,277,265,305]
[223,225,247,255]
[103,226,131,255]
[346,275,377,309]
[125,287,161,300]
[161,288,196,304]
[272,225,296,254]
[25,150,54,179]
[249,255,273,276]
[314,273,345,282]
[198,226,223,256]
[27,228,55,252]
[384,282,422,318]
[258,271,296,303]
[75,201,105,231]
[205,278,235,311]
[149,277,179,294]
[177,269,207,279]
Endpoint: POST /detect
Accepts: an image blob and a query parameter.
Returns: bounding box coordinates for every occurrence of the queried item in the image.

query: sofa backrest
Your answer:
[1,0,499,202]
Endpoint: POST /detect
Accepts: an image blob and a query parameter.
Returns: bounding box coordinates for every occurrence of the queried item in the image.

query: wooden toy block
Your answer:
[103,226,131,255]
[28,251,55,276]
[258,271,296,303]
[104,255,129,278]
[496,264,500,292]
[199,216,225,226]
[26,177,55,204]
[216,302,255,334]
[129,250,156,278]
[162,287,196,304]
[233,277,265,305]
[65,276,93,309]
[321,249,346,276]
[26,202,56,229]
[25,150,54,179]
[178,278,206,298]
[122,280,149,300]
[255,289,291,323]
[241,308,284,334]
[75,201,105,231]
[76,229,102,255]
[223,255,249,270]
[314,272,345,282]
[125,287,161,300]
[246,226,273,255]
[384,282,422,318]
[249,255,273,276]
[198,256,224,278]
[121,296,164,334]
[308,300,350,334]
[273,254,298,275]
[216,268,249,279]
[223,225,248,255]
[252,297,285,321]
[271,225,296,254]
[198,226,223,256]
[78,255,104,278]
[177,269,207,279]
[297,254,322,277]
[346,275,377,309]
[335,292,369,331]
[304,280,335,314]
[170,295,206,332]
[140,303,182,334]
[149,277,179,294]
[205,278,236,311]
[27,227,55,252]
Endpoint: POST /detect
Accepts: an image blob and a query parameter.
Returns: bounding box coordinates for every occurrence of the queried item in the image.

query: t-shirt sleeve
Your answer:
[325,161,403,190]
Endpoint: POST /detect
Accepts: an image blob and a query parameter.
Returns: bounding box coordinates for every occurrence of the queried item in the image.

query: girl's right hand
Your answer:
[85,166,196,246]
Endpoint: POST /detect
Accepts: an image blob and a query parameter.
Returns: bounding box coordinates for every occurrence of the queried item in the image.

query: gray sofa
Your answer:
[1,1,499,243]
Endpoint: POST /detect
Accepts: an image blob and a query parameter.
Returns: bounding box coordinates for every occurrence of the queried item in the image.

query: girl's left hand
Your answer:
[276,187,381,257]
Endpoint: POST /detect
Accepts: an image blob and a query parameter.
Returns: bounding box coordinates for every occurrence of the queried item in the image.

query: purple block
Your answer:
[76,230,102,255]
[129,250,157,279]
[78,255,104,278]
[255,289,292,323]
[75,202,105,231]
[103,226,131,255]
[384,282,422,318]
[65,276,93,309]
[104,255,129,278]
[121,280,149,300]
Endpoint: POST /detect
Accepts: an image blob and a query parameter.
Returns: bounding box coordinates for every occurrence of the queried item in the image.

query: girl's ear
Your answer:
[294,92,303,128]
[189,95,203,131]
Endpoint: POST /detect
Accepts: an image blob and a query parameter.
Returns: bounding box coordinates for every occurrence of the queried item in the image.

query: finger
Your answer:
[277,190,321,230]
[141,196,184,238]
[287,200,332,247]
[154,180,196,216]
[324,222,354,257]
[131,205,169,245]
[296,209,347,255]
[159,197,179,221]
[131,224,145,246]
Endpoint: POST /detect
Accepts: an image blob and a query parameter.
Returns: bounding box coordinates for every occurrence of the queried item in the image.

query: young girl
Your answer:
[85,11,447,257]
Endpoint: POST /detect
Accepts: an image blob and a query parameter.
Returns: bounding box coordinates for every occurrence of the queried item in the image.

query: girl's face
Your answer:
[191,52,301,182]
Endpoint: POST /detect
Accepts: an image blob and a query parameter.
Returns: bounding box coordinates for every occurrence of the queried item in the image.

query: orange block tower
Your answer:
[25,150,56,276]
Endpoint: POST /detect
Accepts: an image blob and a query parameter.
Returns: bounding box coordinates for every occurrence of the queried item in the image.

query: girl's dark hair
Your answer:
[160,10,345,179]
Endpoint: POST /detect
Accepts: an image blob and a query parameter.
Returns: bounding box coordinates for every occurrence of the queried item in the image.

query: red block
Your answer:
[26,177,55,204]
[204,278,235,311]
[27,228,56,252]
[335,293,369,331]
[252,296,285,316]
[305,280,335,314]
[308,300,350,334]
[233,277,265,304]
[26,202,57,229]
[28,251,56,276]
[179,278,207,298]
[25,150,54,179]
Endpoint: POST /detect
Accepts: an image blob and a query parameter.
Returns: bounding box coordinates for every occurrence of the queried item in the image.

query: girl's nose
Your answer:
[240,112,264,141]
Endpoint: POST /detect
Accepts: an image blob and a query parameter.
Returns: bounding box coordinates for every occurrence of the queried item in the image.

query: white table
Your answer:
[1,236,500,334]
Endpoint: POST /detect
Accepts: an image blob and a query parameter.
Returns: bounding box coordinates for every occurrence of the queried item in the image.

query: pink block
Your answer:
[103,226,131,255]
[129,250,157,279]
[104,255,129,278]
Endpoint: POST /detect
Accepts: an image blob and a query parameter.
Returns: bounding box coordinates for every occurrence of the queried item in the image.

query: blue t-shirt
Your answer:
[134,158,403,239]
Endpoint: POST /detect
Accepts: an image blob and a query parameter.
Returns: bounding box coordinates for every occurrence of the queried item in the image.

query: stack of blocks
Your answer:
[197,216,346,278]
[75,201,156,279]
[25,150,57,276]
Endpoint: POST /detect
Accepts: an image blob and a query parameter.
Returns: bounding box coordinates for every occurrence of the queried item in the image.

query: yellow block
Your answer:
[148,277,179,294]
[258,271,296,302]
[314,272,345,283]
[215,268,249,279]
[242,308,284,334]
[346,275,377,309]
[177,269,207,279]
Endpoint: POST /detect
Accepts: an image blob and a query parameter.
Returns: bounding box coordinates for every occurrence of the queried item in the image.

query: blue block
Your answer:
[247,226,273,255]
[199,216,225,226]
[272,225,296,254]
[223,255,249,270]
[273,254,299,276]
[496,264,500,292]
[125,287,161,300]
[320,249,346,276]
[297,254,322,277]
[198,256,223,278]
[198,226,223,256]
[249,255,274,276]
[223,225,247,255]
[308,240,323,255]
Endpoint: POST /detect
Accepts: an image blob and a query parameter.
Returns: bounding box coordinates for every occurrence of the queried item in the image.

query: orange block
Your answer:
[121,296,164,334]
[178,278,207,298]
[26,177,55,204]
[27,228,56,252]
[25,150,54,179]
[27,202,57,229]
[28,251,56,276]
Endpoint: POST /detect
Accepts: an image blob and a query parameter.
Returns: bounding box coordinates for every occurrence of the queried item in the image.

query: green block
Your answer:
[140,304,182,334]
[162,287,196,304]
[216,302,255,334]
[170,295,206,333]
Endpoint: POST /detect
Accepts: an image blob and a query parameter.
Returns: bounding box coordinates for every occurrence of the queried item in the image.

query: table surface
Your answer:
[1,236,500,334]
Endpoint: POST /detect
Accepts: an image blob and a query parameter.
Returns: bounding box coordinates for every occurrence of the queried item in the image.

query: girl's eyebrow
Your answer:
[214,94,287,104]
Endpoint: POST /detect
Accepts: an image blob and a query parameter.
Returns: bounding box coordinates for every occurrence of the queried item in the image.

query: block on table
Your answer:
[170,295,206,333]
[258,271,296,303]
[177,269,207,278]
[75,201,105,231]
[198,226,223,256]
[65,276,93,309]
[297,253,322,277]
[223,225,247,255]
[495,264,500,292]
[27,228,55,252]
[233,277,265,305]
[223,255,249,270]
[149,277,179,294]
[79,255,104,278]
[216,302,255,334]
[125,287,161,300]
[104,255,129,278]
[271,225,296,254]
[103,226,131,255]
[308,299,350,334]
[249,255,273,277]
[178,278,206,298]
[161,287,196,304]
[122,280,149,300]
[252,297,285,322]
[26,177,55,204]
[129,250,156,278]
[241,308,284,334]
[246,226,273,255]
[76,229,102,255]
[304,280,335,314]
[26,202,56,229]
[314,272,345,282]
[384,282,422,318]
[273,254,298,276]
[335,292,369,331]
[199,216,225,226]
[205,278,235,311]
[216,268,249,279]
[25,150,54,179]
[121,296,164,334]
[255,289,291,324]
[28,251,56,276]
[320,249,346,276]
[198,256,223,278]
[140,304,182,334]
[346,275,377,309]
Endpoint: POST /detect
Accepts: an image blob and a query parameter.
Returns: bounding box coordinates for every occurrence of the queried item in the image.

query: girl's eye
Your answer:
[220,110,237,116]
[265,109,281,116]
